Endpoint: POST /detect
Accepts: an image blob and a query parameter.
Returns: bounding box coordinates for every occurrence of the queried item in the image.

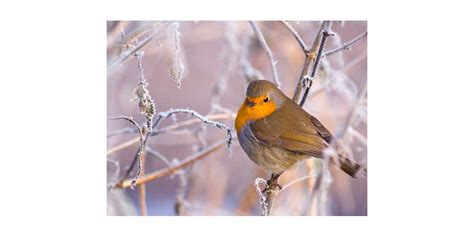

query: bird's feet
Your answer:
[263,173,282,193]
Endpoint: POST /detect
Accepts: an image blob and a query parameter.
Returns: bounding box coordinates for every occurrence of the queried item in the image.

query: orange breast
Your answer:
[235,96,277,133]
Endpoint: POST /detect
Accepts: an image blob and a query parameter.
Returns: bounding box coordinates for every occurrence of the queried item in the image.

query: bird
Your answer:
[235,80,363,182]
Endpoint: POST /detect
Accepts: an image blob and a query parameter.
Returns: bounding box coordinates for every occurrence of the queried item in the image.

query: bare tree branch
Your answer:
[324,31,367,57]
[299,24,333,106]
[280,174,319,192]
[108,116,145,189]
[107,21,170,71]
[138,183,147,216]
[132,51,156,131]
[146,147,172,166]
[249,21,281,88]
[117,139,228,188]
[153,109,233,149]
[292,21,332,104]
[146,147,190,215]
[107,113,231,155]
[280,21,308,52]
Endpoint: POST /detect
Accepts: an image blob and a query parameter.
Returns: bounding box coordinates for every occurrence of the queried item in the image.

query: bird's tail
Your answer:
[328,148,366,178]
[338,157,366,178]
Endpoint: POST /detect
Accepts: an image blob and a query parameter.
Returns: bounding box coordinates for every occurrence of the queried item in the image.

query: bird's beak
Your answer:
[247,101,256,107]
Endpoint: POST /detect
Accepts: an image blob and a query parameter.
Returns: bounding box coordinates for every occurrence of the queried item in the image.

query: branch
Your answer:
[107,126,135,138]
[146,146,172,166]
[280,174,319,192]
[138,183,147,216]
[152,108,233,150]
[107,21,170,71]
[106,113,231,153]
[146,147,190,215]
[107,159,121,190]
[132,51,156,131]
[280,21,308,52]
[108,116,145,189]
[324,31,367,57]
[299,25,333,106]
[117,139,227,188]
[292,21,332,105]
[255,173,282,216]
[113,108,233,190]
[249,21,281,88]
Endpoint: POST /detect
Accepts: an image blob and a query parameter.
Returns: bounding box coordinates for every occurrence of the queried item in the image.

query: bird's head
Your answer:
[235,80,286,132]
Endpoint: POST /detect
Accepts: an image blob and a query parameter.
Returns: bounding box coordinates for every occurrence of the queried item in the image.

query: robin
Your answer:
[235,80,363,182]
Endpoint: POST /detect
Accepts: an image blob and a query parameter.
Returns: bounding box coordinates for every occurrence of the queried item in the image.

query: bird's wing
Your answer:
[309,115,333,144]
[250,100,331,157]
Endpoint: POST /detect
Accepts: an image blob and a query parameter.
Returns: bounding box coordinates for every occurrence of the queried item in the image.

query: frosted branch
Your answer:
[324,31,367,57]
[108,116,145,189]
[280,21,308,52]
[249,21,282,88]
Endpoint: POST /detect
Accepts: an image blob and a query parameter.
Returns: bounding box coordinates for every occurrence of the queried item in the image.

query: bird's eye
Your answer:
[263,96,269,103]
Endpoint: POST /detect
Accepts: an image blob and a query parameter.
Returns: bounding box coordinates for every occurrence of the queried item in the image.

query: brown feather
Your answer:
[250,96,331,158]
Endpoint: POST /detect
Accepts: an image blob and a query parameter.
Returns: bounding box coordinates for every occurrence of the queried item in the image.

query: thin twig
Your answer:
[304,162,325,215]
[117,139,227,188]
[107,113,231,155]
[138,183,147,216]
[174,168,189,215]
[151,112,232,140]
[107,137,140,155]
[254,178,269,215]
[153,109,233,150]
[280,174,319,192]
[146,146,190,215]
[108,116,145,189]
[107,159,121,190]
[107,21,170,71]
[107,126,135,138]
[280,21,308,52]
[133,51,156,131]
[146,147,172,166]
[324,31,367,57]
[307,50,367,100]
[249,21,281,88]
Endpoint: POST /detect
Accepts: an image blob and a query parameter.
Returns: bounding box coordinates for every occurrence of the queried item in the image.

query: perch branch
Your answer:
[257,21,333,216]
[255,173,282,216]
[249,21,281,88]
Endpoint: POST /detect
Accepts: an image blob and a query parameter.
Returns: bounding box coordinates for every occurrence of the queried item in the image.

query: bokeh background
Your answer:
[107,21,367,216]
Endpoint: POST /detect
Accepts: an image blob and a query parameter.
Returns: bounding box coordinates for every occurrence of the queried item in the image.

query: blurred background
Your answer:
[107,21,367,216]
